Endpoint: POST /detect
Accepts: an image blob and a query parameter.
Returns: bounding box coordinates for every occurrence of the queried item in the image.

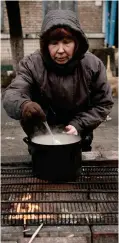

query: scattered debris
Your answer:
[28,223,43,243]
[5,137,15,140]
[105,115,112,121]
[23,228,31,233]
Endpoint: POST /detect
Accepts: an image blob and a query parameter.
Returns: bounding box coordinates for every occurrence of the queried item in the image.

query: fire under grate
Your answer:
[1,164,118,226]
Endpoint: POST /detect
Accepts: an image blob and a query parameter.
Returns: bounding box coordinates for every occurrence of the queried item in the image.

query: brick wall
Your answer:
[1,39,40,65]
[1,1,104,63]
[78,1,102,33]
[3,1,102,35]
[3,1,43,35]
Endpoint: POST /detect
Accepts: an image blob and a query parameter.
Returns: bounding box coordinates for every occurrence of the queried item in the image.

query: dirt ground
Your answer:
[1,98,118,157]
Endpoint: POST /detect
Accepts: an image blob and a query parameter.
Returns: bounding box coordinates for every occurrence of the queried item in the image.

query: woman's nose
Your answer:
[57,43,64,53]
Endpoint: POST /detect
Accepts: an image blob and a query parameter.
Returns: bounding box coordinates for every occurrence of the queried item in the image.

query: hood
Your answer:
[40,10,89,74]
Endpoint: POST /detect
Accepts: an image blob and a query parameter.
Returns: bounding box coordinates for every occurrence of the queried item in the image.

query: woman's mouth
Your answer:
[56,57,68,63]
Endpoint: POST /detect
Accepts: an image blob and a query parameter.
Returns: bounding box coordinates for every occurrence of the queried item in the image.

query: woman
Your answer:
[3,9,113,152]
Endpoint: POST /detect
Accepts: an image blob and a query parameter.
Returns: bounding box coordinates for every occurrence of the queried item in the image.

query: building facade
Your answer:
[0,1,111,65]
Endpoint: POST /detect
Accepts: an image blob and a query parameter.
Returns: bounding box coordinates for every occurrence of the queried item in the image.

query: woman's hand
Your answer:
[21,101,46,122]
[20,101,46,136]
[65,125,78,135]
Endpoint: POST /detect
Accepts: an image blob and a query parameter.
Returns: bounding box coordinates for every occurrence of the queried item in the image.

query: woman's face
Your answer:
[48,38,75,64]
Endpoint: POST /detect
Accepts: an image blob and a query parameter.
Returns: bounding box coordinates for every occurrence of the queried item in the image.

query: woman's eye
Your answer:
[50,40,58,45]
[63,39,72,44]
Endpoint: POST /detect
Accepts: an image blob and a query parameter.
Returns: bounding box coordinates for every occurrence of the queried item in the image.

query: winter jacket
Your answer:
[3,10,113,136]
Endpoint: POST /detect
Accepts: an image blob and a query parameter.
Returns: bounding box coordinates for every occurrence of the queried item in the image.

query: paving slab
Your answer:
[1,98,118,156]
[92,225,118,243]
[1,226,91,242]
[1,150,118,166]
[2,242,17,243]
[25,226,91,238]
[18,237,88,243]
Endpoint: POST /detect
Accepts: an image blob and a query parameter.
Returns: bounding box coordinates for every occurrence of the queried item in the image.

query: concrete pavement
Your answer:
[1,97,118,157]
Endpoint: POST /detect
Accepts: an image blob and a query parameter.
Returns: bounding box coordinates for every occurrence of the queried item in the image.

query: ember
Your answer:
[9,193,55,222]
[1,164,118,226]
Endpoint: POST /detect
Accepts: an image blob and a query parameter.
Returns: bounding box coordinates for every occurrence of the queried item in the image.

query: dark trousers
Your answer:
[81,132,93,152]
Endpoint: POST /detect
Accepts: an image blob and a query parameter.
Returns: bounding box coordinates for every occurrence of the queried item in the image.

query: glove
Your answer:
[20,101,46,136]
[21,101,46,122]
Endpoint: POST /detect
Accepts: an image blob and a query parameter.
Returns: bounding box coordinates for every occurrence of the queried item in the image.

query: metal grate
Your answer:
[1,165,118,226]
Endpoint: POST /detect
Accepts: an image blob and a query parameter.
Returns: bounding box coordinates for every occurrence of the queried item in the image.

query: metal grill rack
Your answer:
[1,164,118,226]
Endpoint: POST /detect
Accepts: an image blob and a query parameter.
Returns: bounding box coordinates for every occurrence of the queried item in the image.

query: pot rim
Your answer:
[29,133,81,146]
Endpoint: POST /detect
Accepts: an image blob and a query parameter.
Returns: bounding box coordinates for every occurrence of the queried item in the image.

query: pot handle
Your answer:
[23,137,31,145]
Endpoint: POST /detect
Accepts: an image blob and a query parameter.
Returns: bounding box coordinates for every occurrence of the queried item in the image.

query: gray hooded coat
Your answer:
[3,10,113,136]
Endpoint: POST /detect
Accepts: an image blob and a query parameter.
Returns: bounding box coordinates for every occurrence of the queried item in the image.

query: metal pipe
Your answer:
[109,0,117,46]
[42,1,59,16]
[105,0,110,46]
[1,1,4,32]
[59,0,61,9]
[42,0,77,16]
[102,1,105,34]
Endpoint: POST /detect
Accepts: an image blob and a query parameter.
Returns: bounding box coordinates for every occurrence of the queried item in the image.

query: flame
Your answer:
[9,193,54,222]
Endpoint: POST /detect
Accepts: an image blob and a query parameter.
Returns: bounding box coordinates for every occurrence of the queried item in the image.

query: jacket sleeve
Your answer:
[3,56,34,120]
[69,60,114,135]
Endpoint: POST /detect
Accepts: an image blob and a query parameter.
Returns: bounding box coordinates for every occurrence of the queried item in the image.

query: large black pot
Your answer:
[23,133,82,181]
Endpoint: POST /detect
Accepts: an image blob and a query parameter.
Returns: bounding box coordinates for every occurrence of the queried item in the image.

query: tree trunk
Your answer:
[5,1,24,72]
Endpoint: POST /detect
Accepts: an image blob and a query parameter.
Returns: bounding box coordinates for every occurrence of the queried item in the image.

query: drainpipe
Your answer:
[102,1,105,34]
[105,0,110,46]
[63,1,79,17]
[42,0,77,17]
[59,0,61,9]
[42,1,59,17]
[109,0,117,47]
[1,1,4,32]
